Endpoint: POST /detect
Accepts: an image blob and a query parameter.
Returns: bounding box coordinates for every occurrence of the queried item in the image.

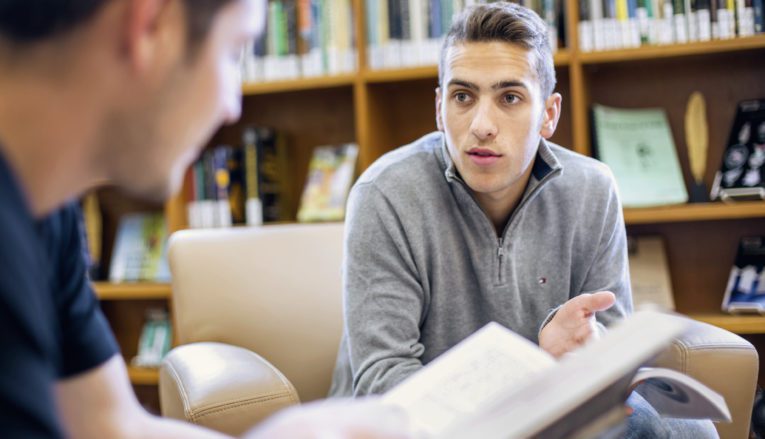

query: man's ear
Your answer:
[123,0,178,74]
[435,87,444,131]
[539,92,562,139]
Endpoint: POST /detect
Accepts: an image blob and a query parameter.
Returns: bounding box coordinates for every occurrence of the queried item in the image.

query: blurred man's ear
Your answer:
[435,87,444,131]
[123,0,180,75]
[539,92,562,139]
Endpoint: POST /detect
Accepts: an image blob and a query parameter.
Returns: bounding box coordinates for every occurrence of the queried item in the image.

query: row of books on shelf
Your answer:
[365,0,562,70]
[185,126,359,228]
[186,126,291,229]
[240,0,356,83]
[578,0,764,53]
[632,235,765,314]
[239,0,564,82]
[591,96,765,208]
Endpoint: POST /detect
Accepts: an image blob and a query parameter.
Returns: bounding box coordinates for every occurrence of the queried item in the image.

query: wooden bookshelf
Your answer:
[128,366,160,385]
[690,313,765,335]
[109,0,765,411]
[93,282,172,301]
[578,35,765,64]
[624,202,765,225]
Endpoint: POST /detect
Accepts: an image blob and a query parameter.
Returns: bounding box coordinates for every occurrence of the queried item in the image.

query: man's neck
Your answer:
[473,160,535,236]
[0,66,104,218]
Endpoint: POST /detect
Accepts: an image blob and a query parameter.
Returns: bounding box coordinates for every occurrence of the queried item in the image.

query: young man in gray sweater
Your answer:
[330,2,717,437]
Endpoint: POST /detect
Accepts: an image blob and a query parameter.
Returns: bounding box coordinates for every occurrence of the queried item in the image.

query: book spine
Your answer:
[243,128,263,226]
[674,0,688,42]
[580,0,595,52]
[257,128,289,222]
[755,0,764,33]
[399,0,411,67]
[687,0,698,40]
[627,0,641,46]
[227,147,246,225]
[697,0,712,40]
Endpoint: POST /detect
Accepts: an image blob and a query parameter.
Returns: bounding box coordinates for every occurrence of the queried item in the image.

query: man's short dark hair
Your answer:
[0,0,233,47]
[439,2,556,98]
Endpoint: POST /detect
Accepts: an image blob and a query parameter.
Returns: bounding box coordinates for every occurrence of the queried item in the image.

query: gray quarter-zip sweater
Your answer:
[329,131,632,397]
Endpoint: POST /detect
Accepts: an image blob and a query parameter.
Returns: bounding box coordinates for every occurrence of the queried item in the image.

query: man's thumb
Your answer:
[583,291,616,312]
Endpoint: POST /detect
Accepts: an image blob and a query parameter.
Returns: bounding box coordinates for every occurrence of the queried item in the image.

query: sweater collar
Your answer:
[437,132,563,187]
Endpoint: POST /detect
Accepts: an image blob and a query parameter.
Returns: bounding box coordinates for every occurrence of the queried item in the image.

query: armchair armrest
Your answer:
[651,315,759,439]
[159,342,300,436]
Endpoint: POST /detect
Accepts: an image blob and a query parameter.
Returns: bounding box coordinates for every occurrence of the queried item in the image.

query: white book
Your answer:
[383,311,730,439]
[591,0,605,50]
[662,2,675,44]
[698,8,712,41]
[579,20,595,52]
[688,10,699,41]
[674,13,689,43]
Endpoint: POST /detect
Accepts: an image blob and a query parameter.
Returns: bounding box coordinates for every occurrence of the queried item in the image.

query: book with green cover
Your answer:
[592,104,689,208]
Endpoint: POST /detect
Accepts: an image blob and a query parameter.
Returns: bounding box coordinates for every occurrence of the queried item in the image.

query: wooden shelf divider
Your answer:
[624,202,765,225]
[94,282,172,301]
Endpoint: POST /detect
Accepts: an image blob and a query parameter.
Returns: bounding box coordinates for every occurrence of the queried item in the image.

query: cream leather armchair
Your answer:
[159,223,759,439]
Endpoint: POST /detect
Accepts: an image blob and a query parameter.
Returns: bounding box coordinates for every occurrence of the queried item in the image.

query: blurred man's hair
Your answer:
[440,2,556,98]
[0,0,234,48]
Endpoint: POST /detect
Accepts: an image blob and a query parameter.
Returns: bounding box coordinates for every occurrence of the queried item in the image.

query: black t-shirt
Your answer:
[0,150,119,437]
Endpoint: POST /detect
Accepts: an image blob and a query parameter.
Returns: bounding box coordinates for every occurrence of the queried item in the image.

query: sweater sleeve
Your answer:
[342,182,427,396]
[578,172,633,327]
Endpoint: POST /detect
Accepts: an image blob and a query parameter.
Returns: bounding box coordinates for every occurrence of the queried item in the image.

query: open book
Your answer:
[383,310,730,439]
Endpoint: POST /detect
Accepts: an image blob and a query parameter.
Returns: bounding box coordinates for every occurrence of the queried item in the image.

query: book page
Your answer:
[382,322,555,437]
[633,367,731,422]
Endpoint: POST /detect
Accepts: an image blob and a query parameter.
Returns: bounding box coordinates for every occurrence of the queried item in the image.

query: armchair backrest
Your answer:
[168,223,345,402]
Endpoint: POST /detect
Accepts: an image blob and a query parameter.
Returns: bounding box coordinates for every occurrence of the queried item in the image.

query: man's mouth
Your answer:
[467,148,501,157]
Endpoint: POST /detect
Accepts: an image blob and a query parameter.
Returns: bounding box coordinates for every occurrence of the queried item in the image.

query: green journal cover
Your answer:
[593,105,689,208]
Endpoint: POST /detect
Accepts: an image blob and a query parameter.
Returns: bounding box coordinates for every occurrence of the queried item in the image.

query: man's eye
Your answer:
[503,94,520,104]
[454,92,471,103]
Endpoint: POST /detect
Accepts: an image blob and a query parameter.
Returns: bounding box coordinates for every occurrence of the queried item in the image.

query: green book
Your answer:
[592,105,689,208]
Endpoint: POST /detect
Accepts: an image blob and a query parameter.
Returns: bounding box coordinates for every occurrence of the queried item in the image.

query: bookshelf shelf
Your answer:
[128,366,160,385]
[623,202,765,225]
[578,35,765,64]
[94,282,172,301]
[241,73,356,96]
[363,65,439,84]
[689,313,765,335]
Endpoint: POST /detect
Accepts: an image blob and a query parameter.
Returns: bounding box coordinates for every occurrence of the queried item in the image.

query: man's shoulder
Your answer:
[356,132,444,190]
[548,142,616,193]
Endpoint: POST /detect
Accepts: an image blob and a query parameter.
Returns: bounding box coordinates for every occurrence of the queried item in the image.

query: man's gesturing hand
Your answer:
[539,291,616,358]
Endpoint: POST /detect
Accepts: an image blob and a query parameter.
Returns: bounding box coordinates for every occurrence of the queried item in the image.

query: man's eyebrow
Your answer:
[446,79,479,91]
[492,80,528,91]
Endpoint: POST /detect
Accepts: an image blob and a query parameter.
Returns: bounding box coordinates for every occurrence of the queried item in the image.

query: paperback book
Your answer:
[722,236,765,313]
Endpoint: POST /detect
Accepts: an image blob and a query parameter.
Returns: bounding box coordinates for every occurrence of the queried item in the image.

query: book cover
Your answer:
[710,98,765,201]
[297,143,359,222]
[108,212,171,282]
[722,236,765,313]
[628,236,676,310]
[592,104,689,208]
[383,311,729,439]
